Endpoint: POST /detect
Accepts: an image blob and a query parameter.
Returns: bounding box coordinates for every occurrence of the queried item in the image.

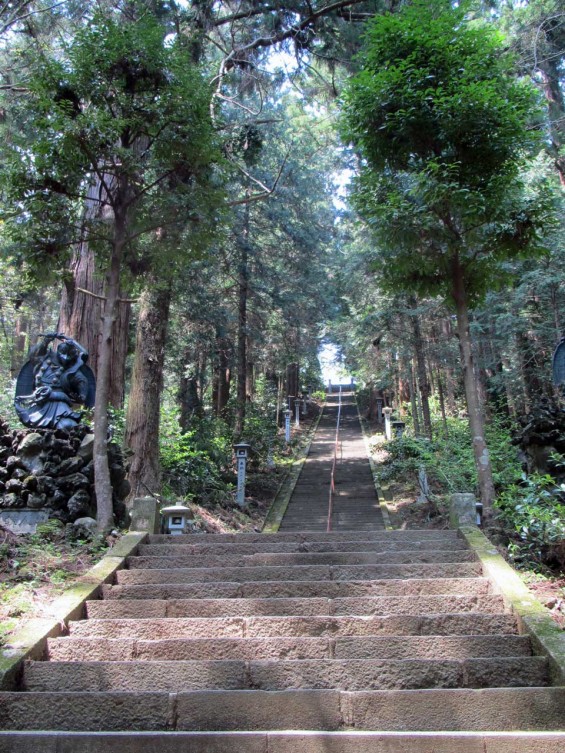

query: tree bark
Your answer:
[452,257,496,513]
[409,361,421,436]
[234,203,250,439]
[93,218,125,532]
[58,178,130,408]
[409,297,432,438]
[125,278,172,503]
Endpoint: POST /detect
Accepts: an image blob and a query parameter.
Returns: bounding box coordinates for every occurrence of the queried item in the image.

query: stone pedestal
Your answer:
[450,492,479,528]
[130,497,160,534]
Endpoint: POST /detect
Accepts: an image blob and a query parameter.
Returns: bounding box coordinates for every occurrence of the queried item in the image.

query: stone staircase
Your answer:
[1,529,564,751]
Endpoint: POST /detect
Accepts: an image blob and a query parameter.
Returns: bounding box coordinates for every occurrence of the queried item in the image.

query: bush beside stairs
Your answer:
[1,529,564,751]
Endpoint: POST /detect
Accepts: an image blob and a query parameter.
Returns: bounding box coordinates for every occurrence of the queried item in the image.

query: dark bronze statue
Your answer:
[14,333,96,430]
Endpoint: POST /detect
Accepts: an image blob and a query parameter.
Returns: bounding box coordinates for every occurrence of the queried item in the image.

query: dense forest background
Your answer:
[0,0,563,566]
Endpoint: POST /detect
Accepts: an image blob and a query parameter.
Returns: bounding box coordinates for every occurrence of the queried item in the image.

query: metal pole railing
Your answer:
[327,386,342,532]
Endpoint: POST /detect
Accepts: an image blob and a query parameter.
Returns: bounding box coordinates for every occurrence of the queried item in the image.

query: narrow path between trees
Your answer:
[279,391,385,532]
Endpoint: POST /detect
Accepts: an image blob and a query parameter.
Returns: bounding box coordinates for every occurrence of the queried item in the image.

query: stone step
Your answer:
[68,614,519,640]
[103,577,493,601]
[115,562,483,585]
[138,539,469,556]
[146,531,462,544]
[2,730,565,753]
[47,634,533,663]
[85,594,504,620]
[126,550,477,569]
[1,688,564,731]
[23,656,549,692]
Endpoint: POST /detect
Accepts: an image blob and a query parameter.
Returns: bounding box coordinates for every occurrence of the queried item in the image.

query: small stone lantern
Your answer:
[161,500,192,535]
[392,420,406,439]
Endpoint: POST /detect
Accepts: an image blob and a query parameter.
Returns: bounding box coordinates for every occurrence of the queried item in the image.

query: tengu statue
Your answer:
[14,333,96,430]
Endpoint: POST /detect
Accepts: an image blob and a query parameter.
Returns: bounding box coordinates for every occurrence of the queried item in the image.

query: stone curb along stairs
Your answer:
[0,529,564,752]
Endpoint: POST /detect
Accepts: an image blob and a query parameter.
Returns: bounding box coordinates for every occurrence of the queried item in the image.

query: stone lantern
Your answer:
[161,500,192,535]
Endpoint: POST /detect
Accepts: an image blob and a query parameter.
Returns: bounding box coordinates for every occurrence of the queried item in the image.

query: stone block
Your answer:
[450,493,479,528]
[130,497,161,534]
[175,690,342,731]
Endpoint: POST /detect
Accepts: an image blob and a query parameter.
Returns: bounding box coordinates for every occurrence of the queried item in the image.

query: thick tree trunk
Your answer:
[452,259,495,513]
[234,206,250,439]
[125,279,172,503]
[286,362,299,400]
[93,219,125,532]
[212,328,231,418]
[58,179,130,408]
[540,60,565,186]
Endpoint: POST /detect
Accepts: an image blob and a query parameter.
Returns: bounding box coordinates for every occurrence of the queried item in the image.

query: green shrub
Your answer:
[495,472,565,569]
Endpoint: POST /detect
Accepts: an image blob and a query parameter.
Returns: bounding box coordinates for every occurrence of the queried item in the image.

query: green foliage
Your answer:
[378,415,522,495]
[495,471,565,569]
[2,5,222,281]
[159,406,233,502]
[339,0,552,307]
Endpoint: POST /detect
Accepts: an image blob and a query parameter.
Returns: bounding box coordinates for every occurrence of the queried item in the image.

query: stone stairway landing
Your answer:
[0,529,563,751]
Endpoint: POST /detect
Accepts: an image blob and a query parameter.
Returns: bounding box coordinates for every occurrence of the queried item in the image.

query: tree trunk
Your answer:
[286,362,299,400]
[410,362,422,437]
[58,178,130,408]
[124,279,172,503]
[409,298,432,438]
[234,204,250,439]
[409,361,421,436]
[539,59,565,186]
[10,312,29,378]
[452,258,496,513]
[436,369,449,435]
[93,219,125,532]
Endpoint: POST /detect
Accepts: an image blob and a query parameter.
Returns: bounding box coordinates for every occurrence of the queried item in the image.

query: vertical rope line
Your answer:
[327,386,342,532]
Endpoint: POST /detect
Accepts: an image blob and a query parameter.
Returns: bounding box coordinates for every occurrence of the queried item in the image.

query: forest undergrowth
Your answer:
[367,410,565,629]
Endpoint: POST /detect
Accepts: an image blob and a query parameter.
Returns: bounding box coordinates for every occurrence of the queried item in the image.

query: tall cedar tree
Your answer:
[341,0,552,512]
[3,10,219,530]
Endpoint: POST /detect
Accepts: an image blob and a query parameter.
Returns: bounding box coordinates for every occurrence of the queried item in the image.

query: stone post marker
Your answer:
[130,497,160,534]
[233,442,251,508]
[383,406,393,441]
[295,400,301,427]
[284,409,291,444]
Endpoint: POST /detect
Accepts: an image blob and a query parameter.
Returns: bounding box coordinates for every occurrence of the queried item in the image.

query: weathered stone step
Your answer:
[85,594,504,620]
[138,539,469,556]
[103,577,492,601]
[115,562,483,585]
[23,656,549,692]
[127,550,477,569]
[2,730,564,753]
[1,688,564,731]
[146,531,462,544]
[47,634,533,663]
[68,613,519,639]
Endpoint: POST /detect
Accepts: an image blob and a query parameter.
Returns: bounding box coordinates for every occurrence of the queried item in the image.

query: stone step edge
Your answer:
[1,688,564,732]
[1,730,564,753]
[0,532,148,691]
[460,526,565,686]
